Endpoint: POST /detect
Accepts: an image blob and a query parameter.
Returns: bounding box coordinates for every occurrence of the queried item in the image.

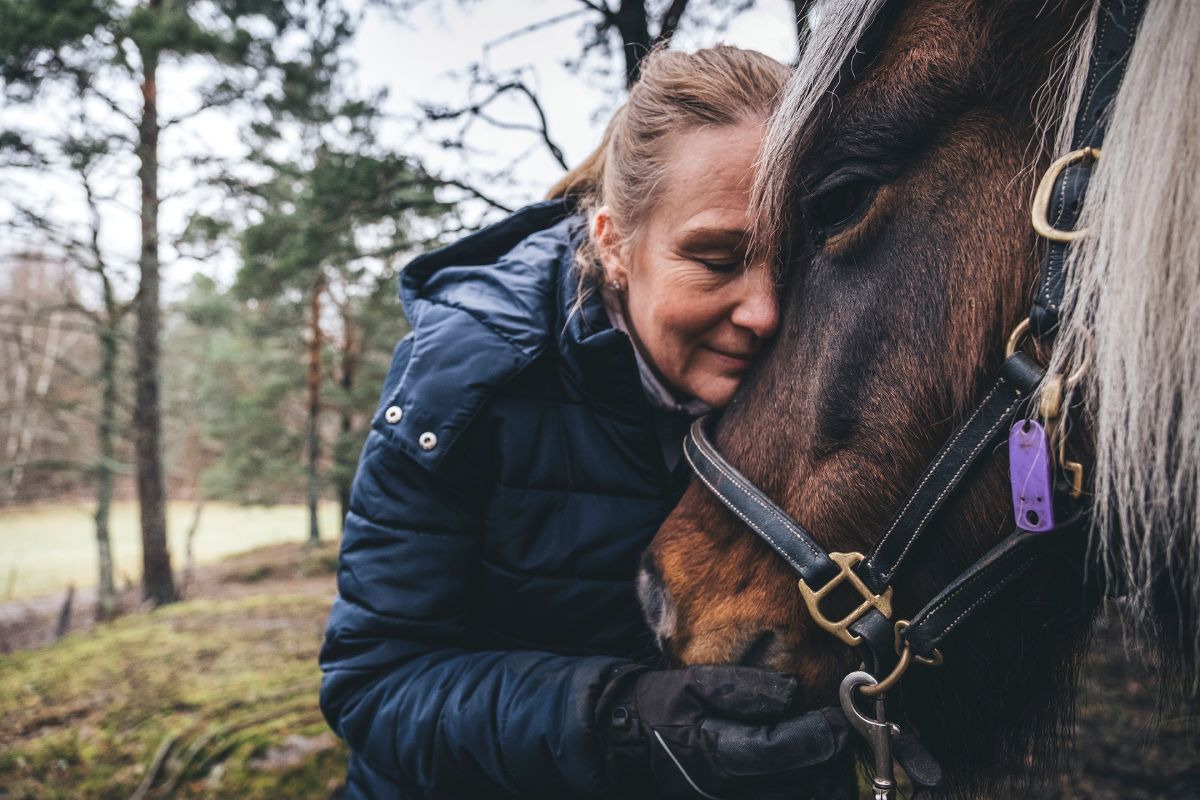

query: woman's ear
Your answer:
[592,206,629,289]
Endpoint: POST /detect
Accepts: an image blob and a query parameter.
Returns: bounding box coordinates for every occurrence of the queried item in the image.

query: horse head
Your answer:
[641,0,1199,792]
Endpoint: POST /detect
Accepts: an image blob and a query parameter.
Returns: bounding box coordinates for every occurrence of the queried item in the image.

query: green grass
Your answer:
[0,593,345,799]
[0,501,342,600]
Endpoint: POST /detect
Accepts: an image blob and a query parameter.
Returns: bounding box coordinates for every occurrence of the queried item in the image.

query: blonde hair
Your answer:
[548,45,791,302]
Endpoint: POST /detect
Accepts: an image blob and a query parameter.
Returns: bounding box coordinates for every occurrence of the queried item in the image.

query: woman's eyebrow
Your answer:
[679,226,747,245]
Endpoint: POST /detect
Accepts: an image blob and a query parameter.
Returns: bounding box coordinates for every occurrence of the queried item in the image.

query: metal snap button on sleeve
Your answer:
[418,432,438,451]
[384,406,403,423]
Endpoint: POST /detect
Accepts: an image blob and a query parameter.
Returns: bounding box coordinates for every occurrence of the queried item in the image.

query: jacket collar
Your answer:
[555,246,646,421]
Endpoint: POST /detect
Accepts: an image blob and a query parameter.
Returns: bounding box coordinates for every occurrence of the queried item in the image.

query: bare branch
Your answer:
[424,78,568,170]
[654,0,691,45]
[573,0,618,24]
[160,94,229,129]
[484,9,591,54]
[440,179,515,214]
[507,81,568,170]
[83,83,137,127]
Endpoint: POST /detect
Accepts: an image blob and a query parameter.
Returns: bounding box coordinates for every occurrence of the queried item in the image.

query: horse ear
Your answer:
[592,205,629,284]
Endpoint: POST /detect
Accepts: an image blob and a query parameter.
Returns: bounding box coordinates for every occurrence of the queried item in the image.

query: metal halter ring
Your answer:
[859,646,912,697]
[1031,147,1100,243]
[859,620,943,698]
[1006,319,1092,499]
[1039,336,1093,421]
[1005,319,1092,380]
[1006,319,1093,424]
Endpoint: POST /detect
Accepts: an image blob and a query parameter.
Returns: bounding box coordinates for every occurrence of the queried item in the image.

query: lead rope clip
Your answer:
[840,672,898,800]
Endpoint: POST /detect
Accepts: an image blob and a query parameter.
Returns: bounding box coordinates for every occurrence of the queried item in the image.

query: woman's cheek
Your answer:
[661,306,715,360]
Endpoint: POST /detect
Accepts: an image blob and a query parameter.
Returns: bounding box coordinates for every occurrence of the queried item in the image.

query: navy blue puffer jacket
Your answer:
[319,200,690,799]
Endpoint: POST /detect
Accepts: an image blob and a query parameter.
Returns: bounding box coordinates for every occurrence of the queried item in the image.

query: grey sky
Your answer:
[360,1,797,211]
[0,1,799,297]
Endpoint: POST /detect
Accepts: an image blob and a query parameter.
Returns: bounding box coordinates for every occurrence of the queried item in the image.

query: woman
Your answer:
[320,46,851,799]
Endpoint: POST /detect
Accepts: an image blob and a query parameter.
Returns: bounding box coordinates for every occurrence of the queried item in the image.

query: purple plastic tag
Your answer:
[1009,419,1055,532]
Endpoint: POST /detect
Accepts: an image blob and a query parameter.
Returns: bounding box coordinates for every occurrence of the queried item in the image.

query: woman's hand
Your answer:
[596,664,854,799]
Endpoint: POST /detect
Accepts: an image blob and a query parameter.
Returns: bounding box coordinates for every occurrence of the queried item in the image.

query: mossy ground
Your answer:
[0,548,346,799]
[0,541,1194,799]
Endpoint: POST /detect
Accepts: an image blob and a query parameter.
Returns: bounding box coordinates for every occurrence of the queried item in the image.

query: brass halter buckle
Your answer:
[798,552,893,647]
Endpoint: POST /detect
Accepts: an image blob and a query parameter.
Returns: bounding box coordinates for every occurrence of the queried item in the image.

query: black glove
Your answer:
[595,664,854,800]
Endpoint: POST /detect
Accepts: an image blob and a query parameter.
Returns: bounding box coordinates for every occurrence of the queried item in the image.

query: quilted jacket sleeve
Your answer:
[318,342,629,798]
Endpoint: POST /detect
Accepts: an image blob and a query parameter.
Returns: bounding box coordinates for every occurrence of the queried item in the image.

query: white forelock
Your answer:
[751,0,887,258]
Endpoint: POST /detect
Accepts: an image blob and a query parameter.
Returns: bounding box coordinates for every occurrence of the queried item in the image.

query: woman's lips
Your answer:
[706,346,755,369]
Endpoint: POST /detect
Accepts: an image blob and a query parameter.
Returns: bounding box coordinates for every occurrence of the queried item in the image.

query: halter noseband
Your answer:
[682,1,1145,796]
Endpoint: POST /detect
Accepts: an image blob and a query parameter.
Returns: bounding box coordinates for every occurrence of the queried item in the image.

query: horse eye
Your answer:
[809,180,878,244]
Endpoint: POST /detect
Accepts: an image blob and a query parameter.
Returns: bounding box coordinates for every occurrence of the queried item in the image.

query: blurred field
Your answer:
[0,501,342,600]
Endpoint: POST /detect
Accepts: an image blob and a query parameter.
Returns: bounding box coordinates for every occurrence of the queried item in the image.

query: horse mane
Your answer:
[1047,0,1200,670]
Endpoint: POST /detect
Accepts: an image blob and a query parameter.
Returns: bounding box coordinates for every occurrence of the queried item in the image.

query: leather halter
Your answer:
[682,0,1145,737]
[685,352,1050,674]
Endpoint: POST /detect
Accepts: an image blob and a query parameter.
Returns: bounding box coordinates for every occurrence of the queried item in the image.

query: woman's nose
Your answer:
[730,265,779,340]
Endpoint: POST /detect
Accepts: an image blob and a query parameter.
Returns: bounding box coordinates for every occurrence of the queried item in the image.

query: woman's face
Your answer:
[596,120,778,409]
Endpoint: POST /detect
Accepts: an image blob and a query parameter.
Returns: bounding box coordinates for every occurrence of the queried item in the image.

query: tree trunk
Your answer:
[134,34,176,606]
[55,584,75,639]
[615,0,652,88]
[95,318,118,621]
[306,278,324,545]
[2,301,65,504]
[337,308,356,535]
[181,497,205,597]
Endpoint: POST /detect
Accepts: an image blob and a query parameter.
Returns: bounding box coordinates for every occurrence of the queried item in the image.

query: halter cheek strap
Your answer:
[1029,0,1145,336]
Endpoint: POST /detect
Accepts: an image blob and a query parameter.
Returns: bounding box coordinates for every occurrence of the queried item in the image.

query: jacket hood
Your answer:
[380,200,642,470]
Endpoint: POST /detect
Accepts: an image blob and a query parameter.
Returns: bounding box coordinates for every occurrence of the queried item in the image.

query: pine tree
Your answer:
[192,1,448,540]
[0,0,305,605]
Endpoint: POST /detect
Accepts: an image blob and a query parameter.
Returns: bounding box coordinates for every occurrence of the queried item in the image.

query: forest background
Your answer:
[1,2,1193,799]
[0,0,799,610]
[0,2,811,798]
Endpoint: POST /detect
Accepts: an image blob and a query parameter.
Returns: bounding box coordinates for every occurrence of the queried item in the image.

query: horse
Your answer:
[639,0,1199,795]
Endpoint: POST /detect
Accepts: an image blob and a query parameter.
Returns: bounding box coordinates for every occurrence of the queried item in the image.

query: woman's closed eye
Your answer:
[694,255,742,273]
[676,227,749,275]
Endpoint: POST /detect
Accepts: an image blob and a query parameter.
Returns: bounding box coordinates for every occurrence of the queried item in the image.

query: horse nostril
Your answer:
[737,629,780,669]
[636,550,677,654]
